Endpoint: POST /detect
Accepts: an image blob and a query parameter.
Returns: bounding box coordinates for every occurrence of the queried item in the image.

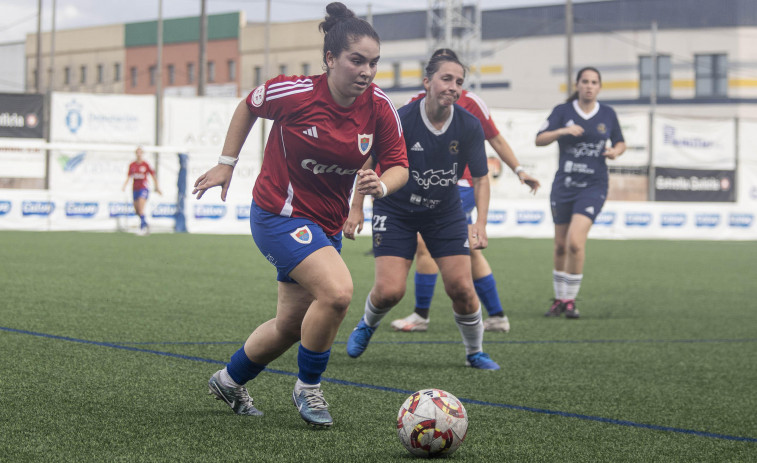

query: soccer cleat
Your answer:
[465,351,500,370]
[483,315,510,332]
[208,370,263,416]
[390,312,429,332]
[292,387,333,427]
[544,299,565,317]
[564,300,580,319]
[346,318,376,358]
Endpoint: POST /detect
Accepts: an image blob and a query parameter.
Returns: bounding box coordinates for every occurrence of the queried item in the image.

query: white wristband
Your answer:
[218,156,238,167]
[514,166,525,175]
[379,180,388,198]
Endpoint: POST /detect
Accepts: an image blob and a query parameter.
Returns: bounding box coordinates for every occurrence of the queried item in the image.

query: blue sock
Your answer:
[226,347,266,385]
[414,272,438,317]
[473,274,504,317]
[297,344,331,385]
[139,215,147,228]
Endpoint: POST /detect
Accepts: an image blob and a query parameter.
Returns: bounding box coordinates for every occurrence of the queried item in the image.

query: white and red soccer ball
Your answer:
[397,388,468,457]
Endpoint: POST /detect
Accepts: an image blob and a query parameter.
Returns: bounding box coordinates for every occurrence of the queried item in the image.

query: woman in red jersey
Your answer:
[121,146,161,235]
[192,2,408,428]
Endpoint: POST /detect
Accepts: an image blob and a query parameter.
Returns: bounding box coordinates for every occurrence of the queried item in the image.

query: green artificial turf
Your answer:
[0,231,755,462]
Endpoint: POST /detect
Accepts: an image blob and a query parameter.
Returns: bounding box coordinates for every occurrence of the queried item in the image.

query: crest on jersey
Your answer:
[449,140,459,155]
[290,226,313,244]
[358,133,374,155]
[251,85,265,108]
[597,123,607,134]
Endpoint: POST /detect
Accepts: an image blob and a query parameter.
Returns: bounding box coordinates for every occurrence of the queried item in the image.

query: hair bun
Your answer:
[321,2,355,33]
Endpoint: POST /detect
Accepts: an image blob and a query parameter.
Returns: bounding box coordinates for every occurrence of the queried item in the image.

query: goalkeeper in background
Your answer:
[122,146,161,235]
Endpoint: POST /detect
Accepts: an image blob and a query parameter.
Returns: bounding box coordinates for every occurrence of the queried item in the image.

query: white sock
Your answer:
[553,270,568,300]
[564,273,583,300]
[363,293,389,327]
[294,378,320,395]
[219,367,241,388]
[454,306,484,356]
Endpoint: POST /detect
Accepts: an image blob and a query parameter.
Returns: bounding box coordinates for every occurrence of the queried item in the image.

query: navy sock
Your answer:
[414,272,438,318]
[473,274,504,317]
[139,215,147,227]
[297,344,331,385]
[226,347,266,385]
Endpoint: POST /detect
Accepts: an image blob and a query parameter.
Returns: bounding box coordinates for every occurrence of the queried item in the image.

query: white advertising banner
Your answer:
[0,140,45,177]
[653,115,735,169]
[51,92,155,144]
[737,120,757,206]
[615,112,650,167]
[162,96,267,234]
[489,108,556,201]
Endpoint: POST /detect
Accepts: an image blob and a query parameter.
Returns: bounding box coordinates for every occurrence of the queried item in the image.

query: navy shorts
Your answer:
[458,185,475,225]
[249,200,342,283]
[133,188,149,201]
[371,200,469,260]
[550,189,606,224]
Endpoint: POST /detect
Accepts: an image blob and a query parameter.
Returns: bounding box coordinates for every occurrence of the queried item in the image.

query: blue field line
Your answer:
[3,325,756,444]
[113,338,757,346]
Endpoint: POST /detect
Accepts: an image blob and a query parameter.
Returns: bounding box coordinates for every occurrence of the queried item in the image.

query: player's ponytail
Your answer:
[567,66,602,102]
[319,2,380,72]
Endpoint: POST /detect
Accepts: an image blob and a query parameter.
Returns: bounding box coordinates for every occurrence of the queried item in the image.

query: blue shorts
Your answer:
[133,189,149,201]
[550,189,606,224]
[458,186,475,225]
[249,200,342,283]
[371,200,469,260]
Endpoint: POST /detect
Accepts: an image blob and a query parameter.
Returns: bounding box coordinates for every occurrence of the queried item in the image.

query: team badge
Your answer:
[597,123,607,134]
[449,140,459,155]
[373,233,383,247]
[251,85,265,108]
[358,133,374,155]
[290,226,313,244]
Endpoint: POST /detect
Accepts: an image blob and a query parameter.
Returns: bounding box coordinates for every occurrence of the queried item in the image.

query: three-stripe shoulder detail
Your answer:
[266,78,314,101]
[373,87,403,137]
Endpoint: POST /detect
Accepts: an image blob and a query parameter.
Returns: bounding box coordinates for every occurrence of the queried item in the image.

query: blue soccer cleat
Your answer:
[346,318,376,358]
[465,351,500,370]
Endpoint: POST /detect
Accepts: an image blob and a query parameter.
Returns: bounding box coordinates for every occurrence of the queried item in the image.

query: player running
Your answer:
[536,66,625,319]
[122,146,161,235]
[343,50,500,370]
[192,2,408,427]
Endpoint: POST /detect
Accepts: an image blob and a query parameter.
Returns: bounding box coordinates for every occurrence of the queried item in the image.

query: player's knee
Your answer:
[445,279,476,305]
[554,242,567,256]
[567,241,584,256]
[372,285,405,309]
[323,286,353,314]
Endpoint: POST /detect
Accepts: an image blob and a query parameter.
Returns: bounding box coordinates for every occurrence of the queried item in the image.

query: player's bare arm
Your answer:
[603,141,627,160]
[470,174,490,250]
[488,133,540,194]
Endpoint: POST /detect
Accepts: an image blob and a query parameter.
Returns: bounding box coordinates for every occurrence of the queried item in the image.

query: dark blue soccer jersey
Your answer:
[538,100,624,200]
[377,98,487,214]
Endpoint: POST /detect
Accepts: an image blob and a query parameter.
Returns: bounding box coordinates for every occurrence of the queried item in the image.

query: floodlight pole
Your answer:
[565,0,573,98]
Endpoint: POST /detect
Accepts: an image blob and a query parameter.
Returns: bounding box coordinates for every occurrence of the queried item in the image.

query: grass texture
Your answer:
[0,231,755,462]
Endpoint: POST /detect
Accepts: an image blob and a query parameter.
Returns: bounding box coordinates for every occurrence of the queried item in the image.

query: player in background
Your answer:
[536,66,625,319]
[122,146,161,235]
[343,51,500,370]
[192,2,408,427]
[389,48,540,334]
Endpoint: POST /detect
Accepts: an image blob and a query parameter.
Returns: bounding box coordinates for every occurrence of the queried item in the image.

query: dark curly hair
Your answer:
[319,2,380,72]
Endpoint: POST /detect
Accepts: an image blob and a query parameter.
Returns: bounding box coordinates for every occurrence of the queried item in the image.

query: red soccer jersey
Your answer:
[406,89,499,185]
[247,74,408,236]
[128,161,154,191]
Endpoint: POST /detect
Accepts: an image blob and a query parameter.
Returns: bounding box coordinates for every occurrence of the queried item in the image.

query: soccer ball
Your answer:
[397,388,468,457]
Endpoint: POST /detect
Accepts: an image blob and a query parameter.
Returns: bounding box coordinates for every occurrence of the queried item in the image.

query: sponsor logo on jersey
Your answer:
[65,100,83,134]
[412,164,458,189]
[22,200,55,216]
[109,202,135,217]
[487,210,506,224]
[290,226,313,244]
[236,205,251,220]
[448,141,459,155]
[410,142,424,151]
[303,126,319,138]
[194,204,226,219]
[65,202,98,218]
[251,85,265,107]
[517,210,544,225]
[152,203,177,218]
[0,200,11,216]
[695,213,720,227]
[625,212,652,227]
[661,213,686,227]
[358,133,374,155]
[729,213,753,228]
[301,159,358,176]
[594,211,615,226]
